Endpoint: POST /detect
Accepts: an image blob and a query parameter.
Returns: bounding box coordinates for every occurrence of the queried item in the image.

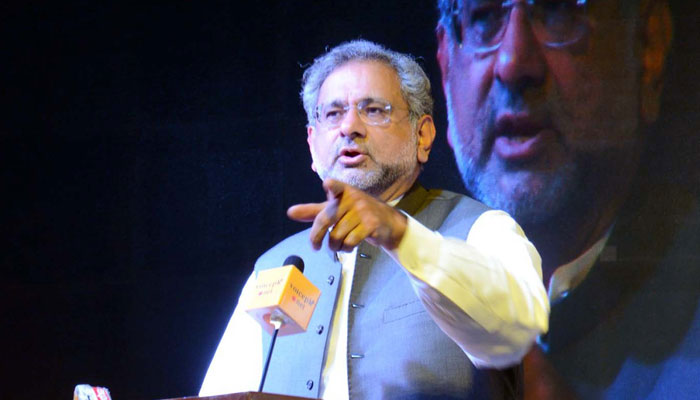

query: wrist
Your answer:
[386,209,408,250]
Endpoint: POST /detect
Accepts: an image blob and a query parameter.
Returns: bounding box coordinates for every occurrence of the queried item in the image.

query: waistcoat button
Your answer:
[350,354,364,359]
[306,380,314,390]
[316,325,324,334]
[327,275,335,285]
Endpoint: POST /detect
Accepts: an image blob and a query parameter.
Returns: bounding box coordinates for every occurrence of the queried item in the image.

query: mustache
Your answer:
[466,86,560,171]
[482,87,557,138]
[331,138,371,160]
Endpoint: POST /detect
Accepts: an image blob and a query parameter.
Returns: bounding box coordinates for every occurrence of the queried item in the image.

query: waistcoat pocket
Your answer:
[383,299,426,323]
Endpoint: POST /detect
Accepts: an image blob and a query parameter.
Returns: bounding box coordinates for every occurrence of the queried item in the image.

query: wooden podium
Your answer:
[164,392,315,400]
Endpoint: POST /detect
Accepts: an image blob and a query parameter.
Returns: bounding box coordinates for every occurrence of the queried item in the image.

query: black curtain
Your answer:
[2,1,698,399]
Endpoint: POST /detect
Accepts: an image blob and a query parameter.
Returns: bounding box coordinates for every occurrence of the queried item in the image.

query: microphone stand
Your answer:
[258,317,283,392]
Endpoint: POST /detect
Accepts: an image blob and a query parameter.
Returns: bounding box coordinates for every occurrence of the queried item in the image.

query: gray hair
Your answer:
[437,0,649,40]
[300,39,433,127]
[437,0,459,39]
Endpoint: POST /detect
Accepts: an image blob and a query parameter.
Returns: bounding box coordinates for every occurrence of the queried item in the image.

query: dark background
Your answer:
[2,2,698,399]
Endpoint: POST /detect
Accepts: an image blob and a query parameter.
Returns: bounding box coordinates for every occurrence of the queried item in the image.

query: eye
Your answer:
[540,0,578,12]
[469,2,501,25]
[362,102,391,122]
[536,0,583,41]
[324,107,345,122]
[364,106,386,116]
[464,1,507,46]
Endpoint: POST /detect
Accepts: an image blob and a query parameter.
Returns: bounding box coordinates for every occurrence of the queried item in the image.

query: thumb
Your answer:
[323,178,346,201]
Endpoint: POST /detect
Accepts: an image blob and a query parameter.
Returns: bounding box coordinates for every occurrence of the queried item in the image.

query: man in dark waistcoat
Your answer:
[200,40,549,399]
[437,0,700,397]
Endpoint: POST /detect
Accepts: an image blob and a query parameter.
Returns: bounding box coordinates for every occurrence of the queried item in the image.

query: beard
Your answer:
[311,132,418,197]
[450,121,582,227]
[447,87,583,227]
[458,155,580,226]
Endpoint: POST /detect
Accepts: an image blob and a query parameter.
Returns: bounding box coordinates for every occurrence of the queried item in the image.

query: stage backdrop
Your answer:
[2,1,698,399]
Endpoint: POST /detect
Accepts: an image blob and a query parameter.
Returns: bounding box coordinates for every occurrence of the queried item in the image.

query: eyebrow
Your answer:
[324,97,389,107]
[358,97,389,105]
[326,99,347,108]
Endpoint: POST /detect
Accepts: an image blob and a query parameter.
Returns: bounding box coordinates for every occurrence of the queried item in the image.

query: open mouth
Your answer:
[338,148,367,166]
[493,114,554,161]
[342,149,362,158]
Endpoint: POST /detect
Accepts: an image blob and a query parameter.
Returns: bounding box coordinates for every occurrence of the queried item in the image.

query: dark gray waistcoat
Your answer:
[254,184,514,399]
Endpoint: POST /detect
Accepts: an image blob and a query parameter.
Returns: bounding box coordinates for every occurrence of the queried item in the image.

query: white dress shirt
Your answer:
[200,209,549,398]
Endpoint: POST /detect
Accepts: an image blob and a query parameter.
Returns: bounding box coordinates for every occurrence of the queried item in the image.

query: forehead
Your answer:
[317,60,405,106]
[446,0,630,20]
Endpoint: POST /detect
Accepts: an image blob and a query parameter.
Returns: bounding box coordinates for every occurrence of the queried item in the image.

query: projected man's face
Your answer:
[437,2,667,227]
[307,60,420,198]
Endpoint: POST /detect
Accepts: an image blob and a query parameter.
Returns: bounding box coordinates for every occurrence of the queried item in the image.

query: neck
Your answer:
[527,144,645,283]
[524,213,615,285]
[375,169,420,203]
[531,185,633,284]
[526,178,635,284]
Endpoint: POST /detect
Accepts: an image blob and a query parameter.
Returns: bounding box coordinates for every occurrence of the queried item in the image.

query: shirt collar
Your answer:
[548,225,614,302]
[387,196,402,207]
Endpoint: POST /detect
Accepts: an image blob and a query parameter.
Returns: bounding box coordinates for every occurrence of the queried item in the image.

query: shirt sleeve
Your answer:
[388,209,549,368]
[199,273,263,396]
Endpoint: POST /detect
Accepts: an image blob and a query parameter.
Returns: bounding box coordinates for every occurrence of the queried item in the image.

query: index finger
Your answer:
[287,202,327,222]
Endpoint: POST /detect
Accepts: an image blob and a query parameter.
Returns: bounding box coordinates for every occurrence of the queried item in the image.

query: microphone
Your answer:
[245,255,320,336]
[284,255,305,273]
[245,255,320,392]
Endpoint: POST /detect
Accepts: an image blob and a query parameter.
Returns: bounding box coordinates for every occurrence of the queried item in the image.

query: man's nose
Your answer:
[494,5,546,91]
[339,107,367,138]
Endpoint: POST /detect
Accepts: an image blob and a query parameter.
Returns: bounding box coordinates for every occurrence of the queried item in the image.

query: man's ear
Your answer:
[640,0,673,124]
[436,23,451,88]
[436,22,456,150]
[307,125,317,172]
[415,115,437,164]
